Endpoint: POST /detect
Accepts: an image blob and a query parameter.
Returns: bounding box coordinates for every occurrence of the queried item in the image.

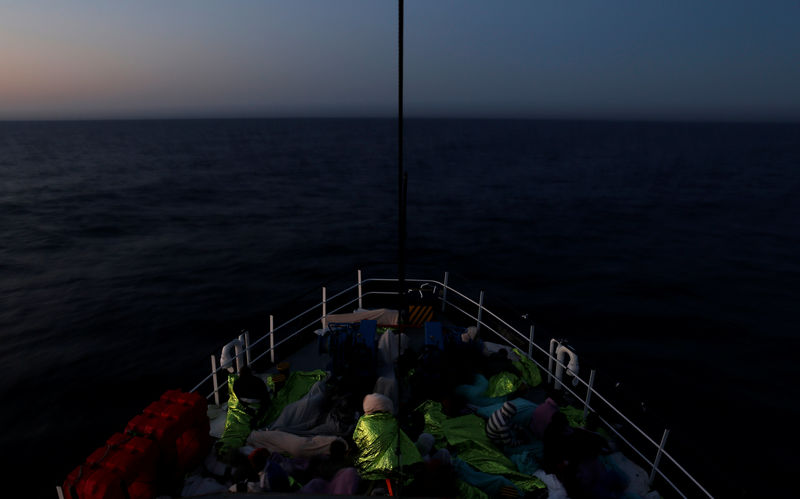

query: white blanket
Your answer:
[247,430,345,459]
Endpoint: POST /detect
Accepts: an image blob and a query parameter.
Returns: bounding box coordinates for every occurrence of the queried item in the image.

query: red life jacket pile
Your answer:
[63,389,211,499]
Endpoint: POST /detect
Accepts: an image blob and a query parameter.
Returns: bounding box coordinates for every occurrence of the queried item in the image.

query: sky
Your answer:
[1,0,799,121]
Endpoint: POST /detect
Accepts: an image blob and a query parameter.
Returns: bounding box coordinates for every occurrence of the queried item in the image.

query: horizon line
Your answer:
[1,114,799,125]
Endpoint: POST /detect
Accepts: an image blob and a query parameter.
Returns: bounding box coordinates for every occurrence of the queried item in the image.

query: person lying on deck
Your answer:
[486,401,521,448]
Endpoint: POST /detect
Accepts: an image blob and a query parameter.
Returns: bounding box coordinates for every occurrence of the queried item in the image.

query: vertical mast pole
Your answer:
[398,0,406,311]
[396,2,405,495]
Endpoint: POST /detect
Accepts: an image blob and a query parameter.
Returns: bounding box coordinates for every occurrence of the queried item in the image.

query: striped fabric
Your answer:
[486,401,517,447]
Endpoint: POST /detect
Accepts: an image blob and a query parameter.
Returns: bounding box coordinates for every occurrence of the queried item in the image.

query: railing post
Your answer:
[583,369,596,421]
[527,325,535,359]
[237,332,248,370]
[548,339,557,385]
[211,355,220,406]
[322,286,327,329]
[234,339,243,373]
[243,330,251,366]
[649,428,670,485]
[441,271,449,312]
[476,290,484,332]
[357,269,363,309]
[269,315,275,364]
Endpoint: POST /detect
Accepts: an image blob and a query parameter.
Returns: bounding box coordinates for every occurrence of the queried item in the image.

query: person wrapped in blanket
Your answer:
[543,411,628,499]
[486,401,520,448]
[216,367,271,462]
[225,440,360,494]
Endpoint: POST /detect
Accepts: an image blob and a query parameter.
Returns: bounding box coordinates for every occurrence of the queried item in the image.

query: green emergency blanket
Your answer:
[352,412,422,480]
[262,369,327,425]
[560,405,587,428]
[416,401,545,492]
[457,480,490,499]
[485,371,521,398]
[455,374,507,407]
[511,348,542,387]
[483,350,542,398]
[452,457,521,497]
[218,374,265,456]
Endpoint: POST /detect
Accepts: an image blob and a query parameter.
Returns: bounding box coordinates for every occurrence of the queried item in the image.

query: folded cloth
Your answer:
[363,393,394,415]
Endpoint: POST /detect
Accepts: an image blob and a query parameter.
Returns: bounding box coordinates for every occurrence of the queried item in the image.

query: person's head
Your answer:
[547,411,569,436]
[415,433,435,456]
[362,393,394,415]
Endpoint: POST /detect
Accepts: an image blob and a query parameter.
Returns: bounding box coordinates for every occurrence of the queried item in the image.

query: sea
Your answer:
[1,118,798,498]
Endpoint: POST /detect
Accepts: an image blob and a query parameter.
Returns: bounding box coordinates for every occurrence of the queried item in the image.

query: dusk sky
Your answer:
[2,0,799,121]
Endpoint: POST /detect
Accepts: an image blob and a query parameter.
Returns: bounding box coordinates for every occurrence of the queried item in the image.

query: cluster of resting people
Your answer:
[188,323,654,498]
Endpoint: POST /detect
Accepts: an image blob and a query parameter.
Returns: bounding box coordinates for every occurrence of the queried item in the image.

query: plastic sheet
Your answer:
[416,401,545,492]
[511,348,542,387]
[262,370,327,425]
[352,412,422,480]
[486,371,521,398]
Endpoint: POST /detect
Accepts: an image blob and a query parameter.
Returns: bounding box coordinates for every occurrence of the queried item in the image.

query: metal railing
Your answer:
[190,269,712,499]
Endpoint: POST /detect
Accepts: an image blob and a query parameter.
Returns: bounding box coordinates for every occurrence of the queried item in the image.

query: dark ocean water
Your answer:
[1,118,798,497]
